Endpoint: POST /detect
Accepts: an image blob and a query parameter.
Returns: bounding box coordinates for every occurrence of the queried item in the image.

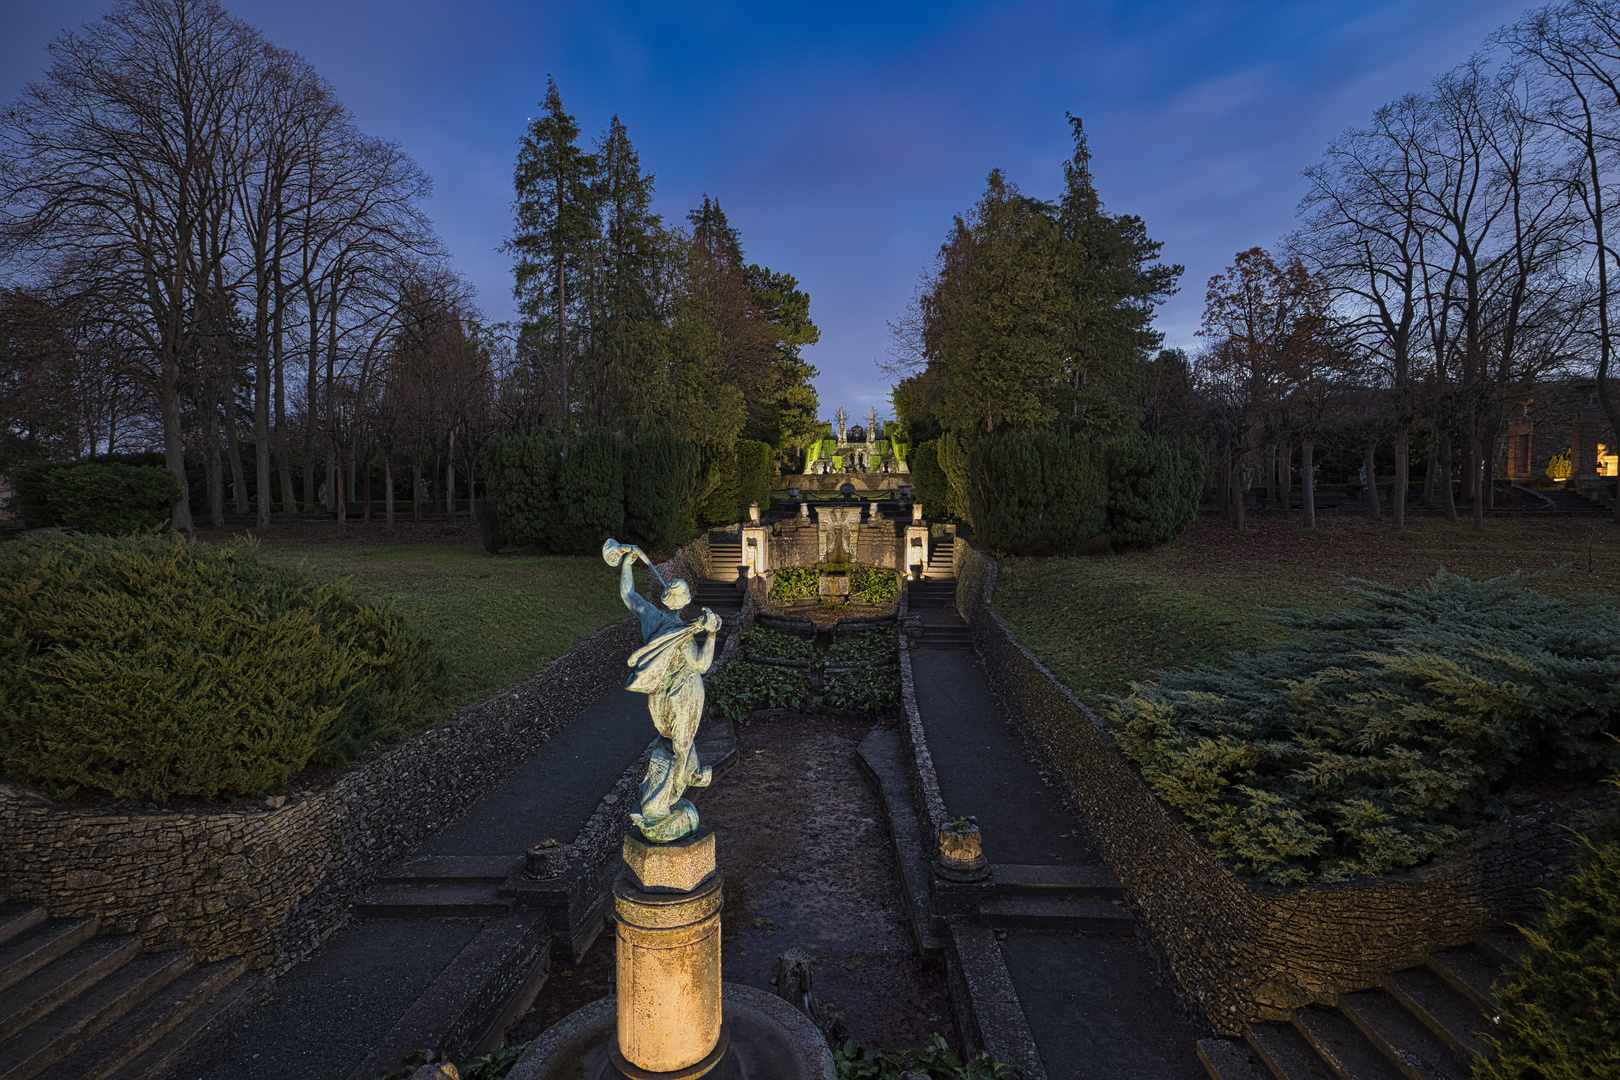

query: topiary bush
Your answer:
[1475,784,1620,1080]
[624,433,697,552]
[909,441,948,518]
[0,534,443,801]
[735,438,774,521]
[968,432,1047,555]
[1105,432,1202,551]
[9,461,183,534]
[1038,430,1106,553]
[1107,571,1620,885]
[482,430,561,549]
[553,428,625,554]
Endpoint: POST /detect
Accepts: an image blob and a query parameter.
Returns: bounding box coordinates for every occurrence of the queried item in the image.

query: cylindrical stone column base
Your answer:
[613,871,724,1075]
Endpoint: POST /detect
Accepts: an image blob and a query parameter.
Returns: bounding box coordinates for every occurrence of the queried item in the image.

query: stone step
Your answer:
[0,921,98,995]
[99,972,262,1080]
[1197,1037,1270,1080]
[40,956,247,1080]
[1336,989,1469,1080]
[376,855,522,886]
[990,864,1125,900]
[1380,968,1489,1061]
[0,936,142,1040]
[1291,1004,1405,1080]
[1424,947,1499,1015]
[1471,929,1526,970]
[976,897,1134,933]
[352,883,512,919]
[0,949,193,1080]
[1244,1021,1335,1080]
[0,910,45,951]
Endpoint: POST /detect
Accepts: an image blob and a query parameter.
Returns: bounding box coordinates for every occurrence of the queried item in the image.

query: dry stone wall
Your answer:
[0,616,642,972]
[953,540,1603,1034]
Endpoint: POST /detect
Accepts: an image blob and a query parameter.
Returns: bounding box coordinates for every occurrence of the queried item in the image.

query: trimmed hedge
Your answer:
[1107,572,1620,885]
[9,461,183,534]
[0,535,443,801]
[481,430,561,549]
[910,441,949,519]
[624,433,697,552]
[964,429,1107,555]
[736,438,773,521]
[1104,432,1202,551]
[554,429,625,555]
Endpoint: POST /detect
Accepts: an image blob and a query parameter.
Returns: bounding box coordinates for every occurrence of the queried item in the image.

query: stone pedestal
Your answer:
[613,831,725,1077]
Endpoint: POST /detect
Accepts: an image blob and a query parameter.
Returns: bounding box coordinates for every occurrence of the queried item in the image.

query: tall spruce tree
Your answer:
[1054,115,1183,425]
[509,77,600,431]
[590,115,664,431]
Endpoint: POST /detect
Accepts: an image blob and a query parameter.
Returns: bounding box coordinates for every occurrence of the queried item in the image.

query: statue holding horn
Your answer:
[603,538,722,843]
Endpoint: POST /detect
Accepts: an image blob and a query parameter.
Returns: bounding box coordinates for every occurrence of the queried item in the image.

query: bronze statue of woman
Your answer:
[603,539,722,842]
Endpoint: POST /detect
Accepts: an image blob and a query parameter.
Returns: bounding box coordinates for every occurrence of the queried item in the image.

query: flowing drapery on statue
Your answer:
[603,539,721,842]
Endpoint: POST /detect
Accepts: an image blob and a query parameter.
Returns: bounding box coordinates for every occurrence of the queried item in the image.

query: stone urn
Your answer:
[526,839,568,880]
[936,818,988,881]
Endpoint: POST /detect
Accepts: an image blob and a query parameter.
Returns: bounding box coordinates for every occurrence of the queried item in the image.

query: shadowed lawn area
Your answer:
[255,541,635,714]
[994,513,1620,710]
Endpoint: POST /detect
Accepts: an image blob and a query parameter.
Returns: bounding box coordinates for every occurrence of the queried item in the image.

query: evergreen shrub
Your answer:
[735,438,773,520]
[1038,430,1106,553]
[482,431,561,548]
[624,433,696,552]
[825,628,896,664]
[910,441,949,519]
[697,445,740,528]
[0,535,443,801]
[1475,784,1620,1079]
[706,661,811,720]
[769,566,819,603]
[554,428,624,554]
[822,662,900,714]
[10,461,183,534]
[1107,572,1620,885]
[1105,433,1201,551]
[968,432,1046,555]
[849,564,899,605]
[740,626,817,662]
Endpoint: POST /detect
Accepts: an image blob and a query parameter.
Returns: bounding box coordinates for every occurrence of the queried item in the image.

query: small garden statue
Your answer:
[602,539,722,842]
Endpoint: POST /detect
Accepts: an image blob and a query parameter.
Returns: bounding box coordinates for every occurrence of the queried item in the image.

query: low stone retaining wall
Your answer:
[952,539,1602,1033]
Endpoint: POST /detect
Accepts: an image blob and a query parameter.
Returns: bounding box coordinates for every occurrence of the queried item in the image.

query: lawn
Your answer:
[993,512,1620,710]
[253,536,637,714]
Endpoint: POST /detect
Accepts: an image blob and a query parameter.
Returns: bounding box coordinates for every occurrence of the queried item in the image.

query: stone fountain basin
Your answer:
[507,984,834,1080]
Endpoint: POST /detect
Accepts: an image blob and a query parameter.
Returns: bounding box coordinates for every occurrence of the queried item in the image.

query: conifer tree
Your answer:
[509,77,600,431]
[590,115,664,430]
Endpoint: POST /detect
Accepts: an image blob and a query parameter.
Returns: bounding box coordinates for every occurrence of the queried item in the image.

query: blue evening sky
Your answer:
[2,0,1532,417]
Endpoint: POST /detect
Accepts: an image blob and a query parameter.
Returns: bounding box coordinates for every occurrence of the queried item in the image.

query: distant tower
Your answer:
[868,407,877,444]
[836,406,847,444]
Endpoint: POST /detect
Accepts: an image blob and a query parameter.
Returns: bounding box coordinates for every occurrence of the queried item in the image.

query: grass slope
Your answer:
[994,514,1620,710]
[256,541,633,714]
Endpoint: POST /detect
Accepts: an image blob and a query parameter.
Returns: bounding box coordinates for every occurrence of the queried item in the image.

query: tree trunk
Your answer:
[1363,438,1380,520]
[432,447,442,516]
[1301,438,1316,530]
[161,351,193,533]
[335,449,345,533]
[224,387,248,515]
[363,456,372,524]
[1230,457,1246,532]
[325,450,336,514]
[1392,425,1409,531]
[412,455,423,524]
[1280,436,1292,517]
[466,438,477,519]
[1473,449,1486,530]
[1220,449,1231,519]
[1421,437,1437,506]
[445,444,456,520]
[1264,442,1277,510]
[385,455,396,534]
[1439,431,1458,522]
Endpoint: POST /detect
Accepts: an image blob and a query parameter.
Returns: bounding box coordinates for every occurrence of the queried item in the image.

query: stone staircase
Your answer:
[1197,930,1525,1080]
[910,545,970,650]
[690,531,745,613]
[353,855,521,919]
[0,903,257,1080]
[975,864,1134,933]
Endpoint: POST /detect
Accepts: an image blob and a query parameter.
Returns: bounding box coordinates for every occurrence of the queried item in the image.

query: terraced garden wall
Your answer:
[953,539,1603,1034]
